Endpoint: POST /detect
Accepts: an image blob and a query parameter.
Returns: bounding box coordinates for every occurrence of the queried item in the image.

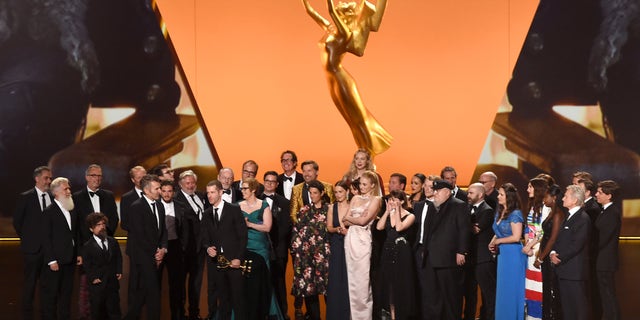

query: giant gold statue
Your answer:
[303,0,392,156]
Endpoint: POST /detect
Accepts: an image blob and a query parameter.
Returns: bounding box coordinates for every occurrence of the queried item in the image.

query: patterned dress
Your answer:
[291,203,330,297]
[525,206,549,320]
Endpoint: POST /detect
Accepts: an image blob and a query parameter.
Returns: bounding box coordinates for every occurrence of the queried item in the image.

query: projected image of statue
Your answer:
[303,0,392,156]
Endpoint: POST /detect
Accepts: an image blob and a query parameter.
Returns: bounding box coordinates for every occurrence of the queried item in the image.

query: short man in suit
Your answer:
[261,170,292,318]
[551,185,591,320]
[422,180,470,320]
[232,160,264,200]
[124,174,168,320]
[441,166,468,203]
[201,180,248,320]
[594,180,622,320]
[119,165,146,231]
[218,167,240,203]
[478,171,499,210]
[290,160,335,223]
[175,170,208,320]
[73,164,119,319]
[41,177,81,320]
[159,180,189,320]
[277,150,304,200]
[467,183,496,320]
[13,166,52,319]
[81,212,123,320]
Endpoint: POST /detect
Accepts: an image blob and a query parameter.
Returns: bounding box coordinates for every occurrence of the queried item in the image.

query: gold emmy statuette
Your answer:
[216,254,253,275]
[303,0,393,156]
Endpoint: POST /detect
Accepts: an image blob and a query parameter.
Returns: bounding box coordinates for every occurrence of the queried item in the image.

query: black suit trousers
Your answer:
[414,246,429,320]
[424,258,463,320]
[558,279,588,320]
[21,251,43,319]
[597,271,620,320]
[159,239,186,318]
[88,278,121,320]
[208,260,247,320]
[124,260,161,320]
[463,262,478,320]
[185,249,205,315]
[475,261,496,320]
[41,262,74,320]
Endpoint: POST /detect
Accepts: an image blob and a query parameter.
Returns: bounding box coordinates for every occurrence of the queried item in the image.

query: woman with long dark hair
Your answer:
[489,183,526,320]
[326,180,351,320]
[534,184,565,320]
[407,173,426,210]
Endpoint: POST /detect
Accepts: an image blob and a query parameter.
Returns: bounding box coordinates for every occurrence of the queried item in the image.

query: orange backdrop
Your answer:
[156,0,538,186]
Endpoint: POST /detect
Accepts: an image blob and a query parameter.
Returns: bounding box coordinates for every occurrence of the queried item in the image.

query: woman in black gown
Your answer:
[375,190,417,319]
[533,184,565,320]
[325,180,351,320]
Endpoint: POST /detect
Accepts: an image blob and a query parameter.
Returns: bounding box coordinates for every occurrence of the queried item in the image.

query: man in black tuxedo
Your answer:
[277,150,304,200]
[152,163,176,183]
[422,180,470,320]
[261,170,292,318]
[218,167,240,203]
[576,178,602,318]
[441,166,468,203]
[551,185,591,320]
[412,195,434,320]
[232,160,264,200]
[159,180,189,320]
[81,212,123,320]
[594,180,622,320]
[13,166,52,319]
[478,171,499,210]
[467,183,496,320]
[41,177,80,320]
[201,180,248,320]
[174,170,208,320]
[124,174,168,320]
[119,165,146,231]
[73,164,119,319]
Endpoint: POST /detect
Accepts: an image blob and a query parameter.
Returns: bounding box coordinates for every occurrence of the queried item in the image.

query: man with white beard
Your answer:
[41,177,81,320]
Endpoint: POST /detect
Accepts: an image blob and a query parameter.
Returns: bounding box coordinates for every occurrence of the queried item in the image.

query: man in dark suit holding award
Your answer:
[551,184,591,320]
[124,174,168,320]
[277,150,304,200]
[261,170,292,318]
[467,183,496,320]
[422,180,470,320]
[201,180,248,320]
[73,164,119,319]
[41,177,80,320]
[13,166,52,319]
[594,180,622,320]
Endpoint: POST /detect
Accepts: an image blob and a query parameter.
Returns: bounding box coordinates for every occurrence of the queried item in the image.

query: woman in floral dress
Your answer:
[291,180,330,320]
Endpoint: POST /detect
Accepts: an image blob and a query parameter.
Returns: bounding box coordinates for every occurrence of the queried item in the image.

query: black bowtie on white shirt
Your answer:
[87,187,101,212]
[283,172,296,200]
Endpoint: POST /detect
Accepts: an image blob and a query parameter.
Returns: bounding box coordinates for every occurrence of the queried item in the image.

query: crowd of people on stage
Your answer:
[12,148,623,320]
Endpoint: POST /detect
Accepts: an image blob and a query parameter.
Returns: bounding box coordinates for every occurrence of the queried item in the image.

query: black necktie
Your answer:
[223,189,231,195]
[41,194,47,212]
[214,208,220,225]
[283,176,293,182]
[102,239,108,252]
[151,202,158,229]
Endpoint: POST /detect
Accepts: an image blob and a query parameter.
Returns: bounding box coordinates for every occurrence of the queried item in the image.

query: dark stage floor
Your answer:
[1,240,638,319]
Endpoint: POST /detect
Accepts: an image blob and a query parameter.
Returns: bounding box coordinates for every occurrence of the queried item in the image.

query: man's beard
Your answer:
[59,196,75,211]
[97,228,107,240]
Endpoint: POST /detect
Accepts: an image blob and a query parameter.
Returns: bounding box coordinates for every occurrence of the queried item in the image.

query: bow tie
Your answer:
[283,176,293,182]
[264,194,274,199]
[223,189,231,195]
[89,191,96,197]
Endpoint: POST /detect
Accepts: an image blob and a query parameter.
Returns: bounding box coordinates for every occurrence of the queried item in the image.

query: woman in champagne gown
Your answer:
[490,183,526,320]
[343,171,381,319]
[240,178,284,320]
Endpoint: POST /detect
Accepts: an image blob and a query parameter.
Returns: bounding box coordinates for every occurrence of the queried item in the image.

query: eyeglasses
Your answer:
[162,170,174,174]
[240,187,250,190]
[87,174,102,178]
[280,158,293,163]
[242,170,257,176]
